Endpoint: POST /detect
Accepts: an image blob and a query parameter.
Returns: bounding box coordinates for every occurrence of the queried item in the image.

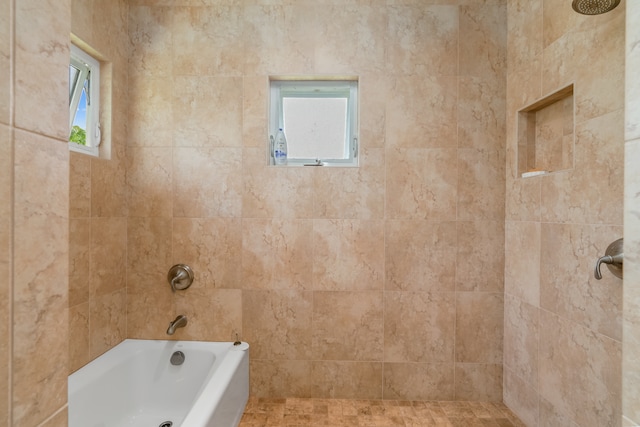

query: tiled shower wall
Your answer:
[68,0,129,373]
[124,0,507,400]
[504,1,624,426]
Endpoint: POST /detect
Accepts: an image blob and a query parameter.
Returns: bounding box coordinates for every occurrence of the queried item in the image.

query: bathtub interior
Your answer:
[69,340,249,427]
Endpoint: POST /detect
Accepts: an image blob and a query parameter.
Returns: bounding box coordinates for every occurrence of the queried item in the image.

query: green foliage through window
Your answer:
[69,125,86,146]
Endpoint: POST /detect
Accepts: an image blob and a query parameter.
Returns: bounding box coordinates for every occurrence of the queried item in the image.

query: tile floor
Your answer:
[238,397,527,427]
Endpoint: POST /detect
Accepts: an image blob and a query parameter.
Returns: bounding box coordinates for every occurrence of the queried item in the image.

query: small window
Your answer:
[269,79,358,166]
[69,44,101,156]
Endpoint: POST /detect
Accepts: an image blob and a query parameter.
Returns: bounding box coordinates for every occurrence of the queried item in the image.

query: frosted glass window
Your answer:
[269,79,358,166]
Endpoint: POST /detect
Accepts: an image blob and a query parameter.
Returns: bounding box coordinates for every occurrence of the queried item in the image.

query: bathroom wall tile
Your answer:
[315,5,387,74]
[14,0,70,141]
[312,291,383,361]
[243,76,269,148]
[41,407,68,427]
[242,290,313,360]
[173,218,242,289]
[312,220,384,291]
[175,288,242,342]
[127,217,172,274]
[385,77,457,149]
[459,3,507,79]
[455,292,503,364]
[126,147,173,218]
[458,77,506,151]
[173,147,243,218]
[91,156,128,218]
[12,131,69,427]
[0,0,9,126]
[385,148,457,220]
[241,219,313,290]
[128,76,173,147]
[172,76,243,148]
[506,0,542,75]
[0,123,8,427]
[540,223,623,340]
[242,148,314,219]
[69,152,91,218]
[456,221,504,292]
[89,289,126,360]
[127,271,175,339]
[539,312,621,427]
[69,218,90,307]
[385,220,456,292]
[128,6,173,78]
[624,138,640,423]
[359,76,387,149]
[626,2,640,141]
[454,364,503,402]
[90,217,127,298]
[250,359,313,398]
[504,220,540,306]
[68,302,90,374]
[539,397,580,427]
[172,6,244,76]
[383,363,454,401]
[310,361,383,399]
[505,175,541,221]
[384,291,455,363]
[312,148,385,220]
[457,148,505,221]
[503,367,539,427]
[385,5,457,76]
[503,294,538,387]
[243,4,315,76]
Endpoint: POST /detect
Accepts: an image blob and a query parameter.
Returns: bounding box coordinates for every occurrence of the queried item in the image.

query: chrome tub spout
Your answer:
[167,315,188,335]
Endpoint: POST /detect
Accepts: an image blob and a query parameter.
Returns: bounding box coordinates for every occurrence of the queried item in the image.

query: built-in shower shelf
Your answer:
[517,84,575,178]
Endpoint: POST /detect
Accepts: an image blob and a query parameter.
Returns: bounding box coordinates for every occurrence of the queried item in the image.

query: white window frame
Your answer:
[269,79,359,167]
[69,44,101,157]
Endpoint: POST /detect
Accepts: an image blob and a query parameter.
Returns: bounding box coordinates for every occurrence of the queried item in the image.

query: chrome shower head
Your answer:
[572,0,621,15]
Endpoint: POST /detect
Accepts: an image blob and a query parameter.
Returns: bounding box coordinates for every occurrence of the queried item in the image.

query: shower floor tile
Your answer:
[238,398,527,427]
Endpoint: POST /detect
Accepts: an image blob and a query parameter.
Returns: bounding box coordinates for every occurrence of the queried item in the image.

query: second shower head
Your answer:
[572,0,621,15]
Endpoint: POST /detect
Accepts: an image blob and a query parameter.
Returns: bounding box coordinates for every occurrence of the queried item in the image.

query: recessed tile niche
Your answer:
[517,84,574,178]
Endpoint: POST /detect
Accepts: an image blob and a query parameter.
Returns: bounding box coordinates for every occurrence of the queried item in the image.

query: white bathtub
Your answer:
[68,339,250,427]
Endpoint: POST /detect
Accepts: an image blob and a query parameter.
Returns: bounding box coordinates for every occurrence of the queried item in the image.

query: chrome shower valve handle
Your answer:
[594,238,623,280]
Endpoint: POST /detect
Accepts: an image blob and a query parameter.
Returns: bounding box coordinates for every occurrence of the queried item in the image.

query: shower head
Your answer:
[572,0,621,15]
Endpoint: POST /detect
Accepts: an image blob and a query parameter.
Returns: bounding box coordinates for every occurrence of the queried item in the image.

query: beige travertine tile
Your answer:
[627,2,640,141]
[455,292,503,364]
[241,219,313,290]
[539,313,621,427]
[128,76,174,147]
[459,3,507,79]
[386,148,457,220]
[310,361,383,399]
[0,124,8,427]
[456,221,504,293]
[126,271,174,340]
[454,364,503,402]
[14,0,70,141]
[243,77,269,148]
[91,156,127,217]
[249,360,314,398]
[506,0,542,75]
[172,6,244,77]
[173,217,242,289]
[384,291,455,363]
[312,291,383,361]
[175,288,242,342]
[540,222,623,340]
[385,220,456,292]
[0,0,9,125]
[68,302,90,374]
[242,290,313,360]
[173,147,243,218]
[504,175,541,222]
[126,147,173,218]
[503,294,538,387]
[503,367,539,427]
[312,220,384,291]
[128,5,173,78]
[385,77,457,149]
[458,77,506,151]
[383,363,455,401]
[69,152,91,218]
[243,4,315,76]
[242,148,314,219]
[69,218,91,307]
[504,220,540,306]
[172,76,243,147]
[385,5,457,76]
[312,148,385,220]
[127,217,172,274]
[539,397,580,427]
[457,148,505,221]
[41,408,68,427]
[315,5,387,74]
[89,289,126,359]
[90,217,127,298]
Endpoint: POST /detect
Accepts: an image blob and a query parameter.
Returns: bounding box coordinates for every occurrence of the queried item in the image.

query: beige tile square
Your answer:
[383,363,454,401]
[455,292,503,364]
[69,218,91,307]
[459,3,507,79]
[90,217,127,298]
[504,220,540,306]
[310,361,383,399]
[457,148,505,221]
[126,147,173,218]
[503,294,538,387]
[128,5,173,78]
[456,221,504,293]
[175,288,242,342]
